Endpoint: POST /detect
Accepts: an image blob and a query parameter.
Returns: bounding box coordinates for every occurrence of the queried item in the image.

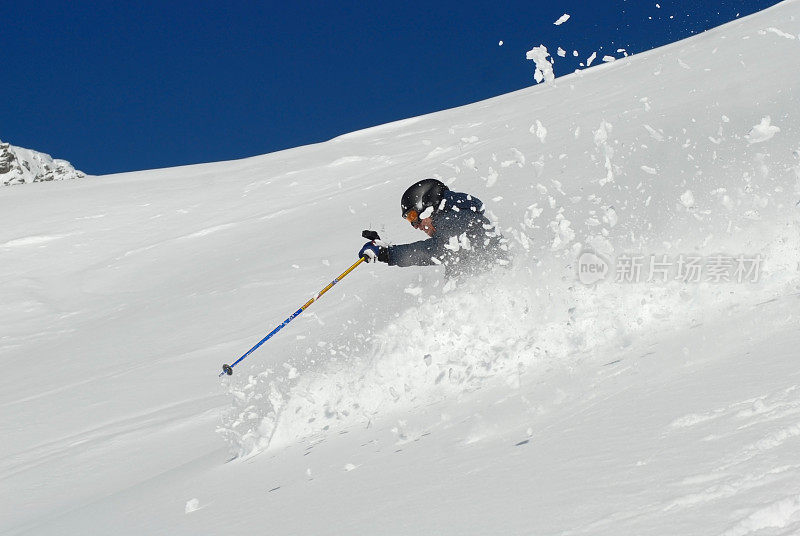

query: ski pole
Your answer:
[220,256,367,377]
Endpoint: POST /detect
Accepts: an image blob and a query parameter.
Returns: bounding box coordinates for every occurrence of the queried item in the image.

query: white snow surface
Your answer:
[747,115,782,144]
[2,2,800,534]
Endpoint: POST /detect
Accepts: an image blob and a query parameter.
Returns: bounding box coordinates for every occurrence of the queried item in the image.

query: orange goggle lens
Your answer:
[404,209,419,224]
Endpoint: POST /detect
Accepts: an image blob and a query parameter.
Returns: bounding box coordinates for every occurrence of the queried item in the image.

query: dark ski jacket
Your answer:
[386,190,506,278]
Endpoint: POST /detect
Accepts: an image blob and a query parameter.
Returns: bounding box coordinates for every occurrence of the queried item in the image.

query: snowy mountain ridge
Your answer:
[0,140,85,186]
[2,2,800,535]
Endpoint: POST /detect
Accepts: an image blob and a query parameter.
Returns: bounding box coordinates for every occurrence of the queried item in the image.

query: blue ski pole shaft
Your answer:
[220,256,367,377]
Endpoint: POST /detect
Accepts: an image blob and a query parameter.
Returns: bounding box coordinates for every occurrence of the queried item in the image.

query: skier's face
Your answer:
[404,209,435,237]
[418,217,435,237]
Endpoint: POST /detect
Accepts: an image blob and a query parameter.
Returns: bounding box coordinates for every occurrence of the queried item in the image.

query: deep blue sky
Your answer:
[2,0,783,175]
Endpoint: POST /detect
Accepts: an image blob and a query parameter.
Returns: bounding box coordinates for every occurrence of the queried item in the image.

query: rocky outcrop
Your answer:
[0,143,15,175]
[0,140,86,186]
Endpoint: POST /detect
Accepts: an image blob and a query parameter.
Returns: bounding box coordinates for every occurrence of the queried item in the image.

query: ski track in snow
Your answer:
[1,234,72,247]
[720,494,800,536]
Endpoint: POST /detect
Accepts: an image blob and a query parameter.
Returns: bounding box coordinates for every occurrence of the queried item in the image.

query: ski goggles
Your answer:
[403,209,420,227]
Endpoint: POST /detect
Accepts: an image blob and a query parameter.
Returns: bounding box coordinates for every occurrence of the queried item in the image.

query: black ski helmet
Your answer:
[401,178,449,219]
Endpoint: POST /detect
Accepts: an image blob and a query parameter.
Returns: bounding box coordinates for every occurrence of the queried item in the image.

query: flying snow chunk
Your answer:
[644,124,664,141]
[604,206,618,228]
[404,286,423,296]
[499,40,504,46]
[482,168,499,188]
[746,116,781,144]
[530,120,547,143]
[526,46,555,84]
[549,215,575,250]
[557,47,566,57]
[554,14,571,25]
[680,190,696,209]
[586,52,597,66]
[641,165,657,175]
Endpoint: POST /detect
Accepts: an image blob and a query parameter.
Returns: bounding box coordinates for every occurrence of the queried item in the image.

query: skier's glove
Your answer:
[359,230,389,263]
[362,230,381,241]
[359,241,389,263]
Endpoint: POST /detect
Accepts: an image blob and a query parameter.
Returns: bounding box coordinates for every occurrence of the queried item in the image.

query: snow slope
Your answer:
[1,2,799,534]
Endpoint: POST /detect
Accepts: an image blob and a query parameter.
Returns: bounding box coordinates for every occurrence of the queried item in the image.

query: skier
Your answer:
[358,178,506,278]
